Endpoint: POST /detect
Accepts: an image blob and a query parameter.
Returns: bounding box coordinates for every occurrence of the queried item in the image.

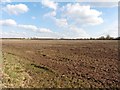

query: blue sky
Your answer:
[0,0,118,38]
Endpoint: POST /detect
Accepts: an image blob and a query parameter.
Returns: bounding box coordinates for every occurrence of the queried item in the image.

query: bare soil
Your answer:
[1,40,120,88]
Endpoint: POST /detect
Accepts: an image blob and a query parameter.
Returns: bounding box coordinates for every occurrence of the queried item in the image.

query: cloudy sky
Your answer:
[0,0,118,38]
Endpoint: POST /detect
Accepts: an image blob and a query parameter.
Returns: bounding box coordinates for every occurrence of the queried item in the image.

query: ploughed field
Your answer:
[1,40,120,88]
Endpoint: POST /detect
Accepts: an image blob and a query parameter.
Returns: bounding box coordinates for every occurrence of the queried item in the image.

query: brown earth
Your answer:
[1,40,120,88]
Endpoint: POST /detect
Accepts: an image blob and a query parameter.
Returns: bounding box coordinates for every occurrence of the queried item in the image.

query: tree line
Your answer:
[1,35,120,40]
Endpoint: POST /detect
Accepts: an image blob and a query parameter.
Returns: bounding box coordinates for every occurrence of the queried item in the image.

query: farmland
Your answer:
[0,40,120,88]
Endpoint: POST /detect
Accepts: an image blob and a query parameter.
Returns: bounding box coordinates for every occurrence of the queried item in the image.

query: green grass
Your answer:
[3,53,32,87]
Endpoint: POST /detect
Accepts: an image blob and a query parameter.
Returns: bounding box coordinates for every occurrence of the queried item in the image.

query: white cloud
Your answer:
[41,0,58,10]
[62,3,103,26]
[55,18,68,27]
[2,31,28,38]
[87,2,118,8]
[18,25,38,31]
[44,11,56,17]
[107,27,118,37]
[3,4,29,15]
[0,19,17,26]
[41,0,58,18]
[103,26,118,37]
[44,15,68,27]
[98,22,118,37]
[38,28,52,33]
[51,17,89,38]
[43,3,91,38]
[1,19,52,34]
[68,25,89,38]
